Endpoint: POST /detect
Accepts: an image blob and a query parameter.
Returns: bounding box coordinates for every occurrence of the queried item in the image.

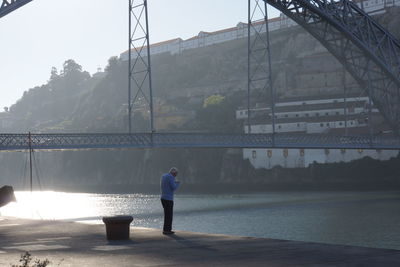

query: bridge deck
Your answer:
[0,133,399,151]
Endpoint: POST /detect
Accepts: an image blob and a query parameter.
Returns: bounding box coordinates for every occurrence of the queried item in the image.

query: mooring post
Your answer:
[28,132,33,192]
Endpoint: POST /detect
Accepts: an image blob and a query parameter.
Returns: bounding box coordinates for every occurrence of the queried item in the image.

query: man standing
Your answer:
[160,167,180,235]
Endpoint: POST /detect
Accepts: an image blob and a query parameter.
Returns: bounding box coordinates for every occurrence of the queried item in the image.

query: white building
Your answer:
[244,147,397,169]
[240,96,399,169]
[120,0,400,61]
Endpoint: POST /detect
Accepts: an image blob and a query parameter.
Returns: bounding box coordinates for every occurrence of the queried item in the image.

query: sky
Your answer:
[0,0,280,110]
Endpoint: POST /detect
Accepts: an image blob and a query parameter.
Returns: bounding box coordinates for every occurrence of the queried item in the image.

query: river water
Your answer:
[1,191,399,250]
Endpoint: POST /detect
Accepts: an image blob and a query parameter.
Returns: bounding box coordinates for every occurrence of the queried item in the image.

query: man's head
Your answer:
[169,167,178,177]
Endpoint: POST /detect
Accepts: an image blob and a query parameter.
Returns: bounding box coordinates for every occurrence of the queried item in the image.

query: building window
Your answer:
[285,114,288,118]
[278,125,282,129]
[252,150,256,159]
[295,114,299,117]
[283,149,288,157]
[316,113,320,116]
[336,111,340,115]
[320,123,324,127]
[297,123,300,127]
[339,122,343,126]
[325,112,329,116]
[305,113,309,117]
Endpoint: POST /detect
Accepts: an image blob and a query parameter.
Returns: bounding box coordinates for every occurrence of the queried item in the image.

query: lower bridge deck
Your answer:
[0,133,399,151]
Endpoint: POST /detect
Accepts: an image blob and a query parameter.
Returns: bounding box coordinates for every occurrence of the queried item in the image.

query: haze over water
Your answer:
[1,190,399,250]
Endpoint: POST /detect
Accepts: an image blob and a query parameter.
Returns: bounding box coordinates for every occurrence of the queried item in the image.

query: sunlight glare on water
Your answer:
[0,191,159,223]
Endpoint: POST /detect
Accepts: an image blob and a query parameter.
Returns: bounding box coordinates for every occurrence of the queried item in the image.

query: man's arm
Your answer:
[169,176,180,191]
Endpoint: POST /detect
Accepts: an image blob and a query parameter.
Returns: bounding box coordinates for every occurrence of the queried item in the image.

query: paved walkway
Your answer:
[0,217,399,266]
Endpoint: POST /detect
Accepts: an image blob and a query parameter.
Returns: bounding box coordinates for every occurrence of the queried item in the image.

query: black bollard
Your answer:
[0,185,16,208]
[102,216,133,240]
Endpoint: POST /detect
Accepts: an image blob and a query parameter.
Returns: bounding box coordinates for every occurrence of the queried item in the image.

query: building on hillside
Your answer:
[92,68,106,79]
[238,95,398,169]
[120,0,400,61]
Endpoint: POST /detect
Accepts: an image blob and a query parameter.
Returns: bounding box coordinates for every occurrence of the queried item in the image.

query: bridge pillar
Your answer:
[247,0,276,137]
[128,0,154,133]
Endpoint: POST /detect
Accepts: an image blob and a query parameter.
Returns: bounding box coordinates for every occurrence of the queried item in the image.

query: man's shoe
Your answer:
[163,231,175,235]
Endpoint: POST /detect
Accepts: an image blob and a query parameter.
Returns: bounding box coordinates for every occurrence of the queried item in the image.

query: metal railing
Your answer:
[0,132,399,151]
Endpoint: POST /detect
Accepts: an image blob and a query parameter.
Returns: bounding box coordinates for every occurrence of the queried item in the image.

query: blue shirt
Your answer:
[160,173,180,201]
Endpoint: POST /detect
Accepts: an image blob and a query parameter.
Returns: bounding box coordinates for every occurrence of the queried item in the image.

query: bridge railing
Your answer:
[0,133,399,151]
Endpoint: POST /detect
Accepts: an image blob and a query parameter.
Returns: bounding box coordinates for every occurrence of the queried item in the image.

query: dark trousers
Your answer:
[161,198,174,231]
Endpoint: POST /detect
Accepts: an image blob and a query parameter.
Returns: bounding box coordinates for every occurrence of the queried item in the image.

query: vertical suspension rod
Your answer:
[144,0,154,133]
[366,61,374,139]
[247,0,251,134]
[128,0,133,133]
[264,1,275,139]
[343,67,348,135]
[28,132,33,192]
[367,78,373,138]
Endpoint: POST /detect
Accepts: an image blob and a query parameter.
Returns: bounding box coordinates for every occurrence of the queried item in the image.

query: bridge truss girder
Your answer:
[0,133,399,151]
[0,0,32,18]
[264,0,400,133]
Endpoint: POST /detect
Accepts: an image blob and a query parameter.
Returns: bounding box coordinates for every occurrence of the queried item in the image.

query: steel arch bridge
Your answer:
[265,0,400,132]
[1,0,400,151]
[0,0,31,18]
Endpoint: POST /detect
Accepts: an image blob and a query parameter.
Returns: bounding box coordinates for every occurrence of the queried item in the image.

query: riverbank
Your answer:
[9,153,399,194]
[0,217,399,266]
[3,149,400,194]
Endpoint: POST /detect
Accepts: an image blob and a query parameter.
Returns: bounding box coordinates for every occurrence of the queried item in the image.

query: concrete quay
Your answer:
[0,217,399,266]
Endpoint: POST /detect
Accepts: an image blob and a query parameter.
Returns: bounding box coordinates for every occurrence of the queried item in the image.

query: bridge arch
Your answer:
[264,0,400,132]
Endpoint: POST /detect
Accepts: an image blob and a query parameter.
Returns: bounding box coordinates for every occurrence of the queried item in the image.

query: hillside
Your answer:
[0,8,399,192]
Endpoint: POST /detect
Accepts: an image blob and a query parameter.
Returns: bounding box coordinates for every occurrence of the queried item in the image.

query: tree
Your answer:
[105,56,119,73]
[49,67,59,81]
[203,94,225,108]
[62,59,82,76]
[195,94,240,132]
[3,107,8,112]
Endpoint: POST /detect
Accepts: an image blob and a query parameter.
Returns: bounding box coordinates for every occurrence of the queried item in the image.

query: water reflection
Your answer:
[0,191,159,222]
[1,191,399,250]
